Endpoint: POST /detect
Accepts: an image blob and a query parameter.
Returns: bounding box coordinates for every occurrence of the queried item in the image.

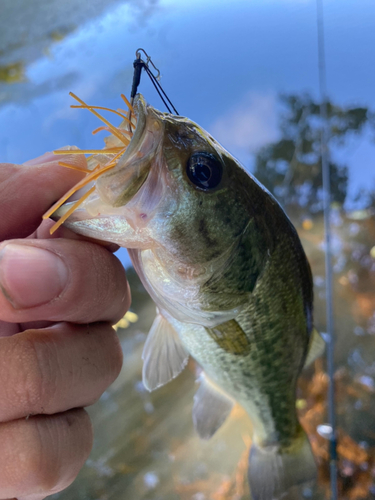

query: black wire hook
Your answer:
[127,48,179,132]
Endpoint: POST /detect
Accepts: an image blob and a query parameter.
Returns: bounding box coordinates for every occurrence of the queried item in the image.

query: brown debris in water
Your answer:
[298,363,375,499]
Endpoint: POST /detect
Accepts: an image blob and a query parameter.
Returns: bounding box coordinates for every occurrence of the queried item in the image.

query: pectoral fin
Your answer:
[193,373,234,440]
[142,313,189,391]
[205,319,251,355]
[304,328,326,368]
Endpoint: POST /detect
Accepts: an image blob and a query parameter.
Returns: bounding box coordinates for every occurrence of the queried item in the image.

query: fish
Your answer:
[48,93,326,500]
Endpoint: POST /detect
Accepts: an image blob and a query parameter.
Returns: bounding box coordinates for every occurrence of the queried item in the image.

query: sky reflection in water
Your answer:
[1,0,374,201]
[1,0,375,265]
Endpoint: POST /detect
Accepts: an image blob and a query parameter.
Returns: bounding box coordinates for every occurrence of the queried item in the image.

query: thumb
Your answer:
[0,148,87,241]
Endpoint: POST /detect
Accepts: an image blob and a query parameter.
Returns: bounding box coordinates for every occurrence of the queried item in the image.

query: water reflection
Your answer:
[1,0,375,498]
[253,93,375,213]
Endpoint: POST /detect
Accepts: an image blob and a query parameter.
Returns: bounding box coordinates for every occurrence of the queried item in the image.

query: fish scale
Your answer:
[171,232,310,448]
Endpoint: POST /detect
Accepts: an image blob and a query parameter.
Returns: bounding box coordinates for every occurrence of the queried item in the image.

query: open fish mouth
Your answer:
[44,93,160,233]
[95,94,159,208]
[119,95,147,166]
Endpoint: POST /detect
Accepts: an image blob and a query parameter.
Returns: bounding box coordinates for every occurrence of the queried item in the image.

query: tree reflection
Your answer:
[253,94,374,214]
[251,94,375,499]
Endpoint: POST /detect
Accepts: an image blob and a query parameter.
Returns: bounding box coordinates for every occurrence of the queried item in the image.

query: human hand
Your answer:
[0,151,129,500]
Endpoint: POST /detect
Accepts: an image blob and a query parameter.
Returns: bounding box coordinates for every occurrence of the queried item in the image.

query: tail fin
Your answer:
[248,429,317,500]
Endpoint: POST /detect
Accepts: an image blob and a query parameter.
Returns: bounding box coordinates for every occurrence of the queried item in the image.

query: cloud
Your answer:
[209,91,280,155]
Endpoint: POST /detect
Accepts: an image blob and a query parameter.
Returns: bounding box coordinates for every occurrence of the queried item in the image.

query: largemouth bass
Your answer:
[52,94,325,500]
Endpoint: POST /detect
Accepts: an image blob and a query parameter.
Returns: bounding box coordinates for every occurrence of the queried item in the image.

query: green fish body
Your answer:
[56,95,324,499]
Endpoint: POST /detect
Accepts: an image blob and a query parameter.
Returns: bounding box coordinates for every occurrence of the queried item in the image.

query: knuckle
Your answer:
[1,420,60,494]
[84,324,123,400]
[1,411,92,495]
[19,442,60,492]
[8,334,55,414]
[24,412,92,493]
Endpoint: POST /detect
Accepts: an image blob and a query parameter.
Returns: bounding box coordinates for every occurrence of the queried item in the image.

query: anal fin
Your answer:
[142,312,189,391]
[193,373,234,440]
[304,328,326,368]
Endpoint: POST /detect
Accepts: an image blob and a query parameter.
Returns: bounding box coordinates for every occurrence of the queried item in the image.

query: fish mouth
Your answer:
[54,94,163,222]
[123,94,148,162]
[95,94,152,207]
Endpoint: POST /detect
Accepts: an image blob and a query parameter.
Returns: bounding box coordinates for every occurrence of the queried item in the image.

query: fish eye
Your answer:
[186,152,223,190]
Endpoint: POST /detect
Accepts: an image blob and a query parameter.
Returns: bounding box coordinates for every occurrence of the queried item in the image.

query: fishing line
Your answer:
[316,1,338,499]
[128,48,179,132]
[144,65,179,115]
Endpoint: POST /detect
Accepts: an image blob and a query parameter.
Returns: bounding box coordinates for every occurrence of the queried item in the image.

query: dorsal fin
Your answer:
[142,313,189,391]
[193,373,234,440]
[304,328,326,368]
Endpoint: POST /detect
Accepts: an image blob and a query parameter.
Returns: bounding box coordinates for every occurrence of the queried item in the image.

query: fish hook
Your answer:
[127,48,179,133]
[135,48,161,81]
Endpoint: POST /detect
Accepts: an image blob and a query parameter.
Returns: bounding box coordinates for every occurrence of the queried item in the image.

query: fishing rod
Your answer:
[128,48,179,132]
[316,0,338,498]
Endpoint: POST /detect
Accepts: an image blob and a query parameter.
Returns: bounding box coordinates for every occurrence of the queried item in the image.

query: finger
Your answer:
[0,322,123,422]
[0,149,86,241]
[19,321,54,330]
[0,320,20,338]
[0,238,130,324]
[0,409,92,500]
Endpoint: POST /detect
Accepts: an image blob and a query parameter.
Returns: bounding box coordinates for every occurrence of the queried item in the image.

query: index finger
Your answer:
[0,149,87,241]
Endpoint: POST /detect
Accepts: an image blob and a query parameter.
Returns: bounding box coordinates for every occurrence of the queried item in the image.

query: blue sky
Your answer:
[1,0,374,203]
